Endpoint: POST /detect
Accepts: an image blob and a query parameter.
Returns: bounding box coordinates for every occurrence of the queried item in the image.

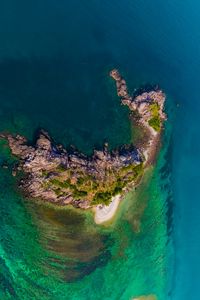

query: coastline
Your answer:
[93,134,161,224]
[93,129,161,224]
[0,69,166,225]
[93,194,121,224]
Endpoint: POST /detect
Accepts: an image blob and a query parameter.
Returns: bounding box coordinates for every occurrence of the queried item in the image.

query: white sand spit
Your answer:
[94,195,121,224]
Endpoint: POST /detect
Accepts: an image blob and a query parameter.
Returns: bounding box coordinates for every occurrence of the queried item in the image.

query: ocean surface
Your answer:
[0,1,200,299]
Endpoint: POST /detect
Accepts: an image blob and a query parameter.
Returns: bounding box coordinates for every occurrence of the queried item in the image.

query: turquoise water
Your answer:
[0,1,200,299]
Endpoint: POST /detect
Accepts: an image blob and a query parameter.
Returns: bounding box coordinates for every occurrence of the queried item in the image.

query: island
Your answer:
[0,69,166,224]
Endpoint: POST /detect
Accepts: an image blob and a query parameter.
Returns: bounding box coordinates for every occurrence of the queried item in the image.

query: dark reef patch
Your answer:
[29,203,114,282]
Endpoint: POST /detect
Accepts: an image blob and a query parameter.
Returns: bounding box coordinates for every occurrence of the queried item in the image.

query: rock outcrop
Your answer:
[1,69,166,209]
[110,69,166,161]
[2,130,142,208]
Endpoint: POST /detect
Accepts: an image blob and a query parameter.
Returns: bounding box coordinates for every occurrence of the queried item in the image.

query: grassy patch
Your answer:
[92,191,112,205]
[148,102,161,132]
[73,189,88,199]
[149,102,160,116]
[47,162,144,205]
[42,170,49,177]
[148,117,161,132]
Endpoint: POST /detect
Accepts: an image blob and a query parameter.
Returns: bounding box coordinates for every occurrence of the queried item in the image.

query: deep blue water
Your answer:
[0,0,200,299]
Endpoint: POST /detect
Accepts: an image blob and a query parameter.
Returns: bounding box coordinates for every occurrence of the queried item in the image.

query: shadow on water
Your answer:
[0,53,173,296]
[0,55,131,285]
[27,202,114,282]
[0,139,114,285]
[158,100,175,237]
[159,134,174,236]
[0,55,131,155]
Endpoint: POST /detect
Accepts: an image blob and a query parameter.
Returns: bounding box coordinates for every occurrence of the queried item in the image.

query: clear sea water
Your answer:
[0,1,199,299]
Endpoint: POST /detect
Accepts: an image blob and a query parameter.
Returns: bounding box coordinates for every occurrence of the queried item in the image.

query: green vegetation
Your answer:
[46,162,144,205]
[92,191,112,205]
[92,181,99,189]
[73,190,88,199]
[148,102,161,132]
[148,117,161,132]
[42,170,49,177]
[54,188,62,196]
[131,163,143,178]
[50,178,72,189]
[149,102,160,116]
[119,162,143,179]
[77,177,84,185]
[91,163,144,205]
[56,164,67,172]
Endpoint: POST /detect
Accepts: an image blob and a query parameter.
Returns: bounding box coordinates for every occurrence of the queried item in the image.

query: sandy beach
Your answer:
[94,194,121,224]
[94,131,160,225]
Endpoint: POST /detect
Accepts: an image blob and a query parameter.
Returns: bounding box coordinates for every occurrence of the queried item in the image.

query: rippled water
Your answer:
[0,137,172,299]
[1,0,200,299]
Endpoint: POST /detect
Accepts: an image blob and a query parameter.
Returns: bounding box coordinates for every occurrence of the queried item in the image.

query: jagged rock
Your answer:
[36,131,52,151]
[0,69,166,210]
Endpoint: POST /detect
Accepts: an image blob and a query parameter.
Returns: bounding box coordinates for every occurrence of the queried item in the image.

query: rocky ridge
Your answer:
[110,69,166,160]
[0,69,166,209]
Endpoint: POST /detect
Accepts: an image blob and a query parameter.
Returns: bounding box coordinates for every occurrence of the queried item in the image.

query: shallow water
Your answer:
[0,143,171,299]
[0,0,200,299]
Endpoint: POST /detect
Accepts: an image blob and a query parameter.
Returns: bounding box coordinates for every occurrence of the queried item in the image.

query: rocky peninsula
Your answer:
[0,69,166,223]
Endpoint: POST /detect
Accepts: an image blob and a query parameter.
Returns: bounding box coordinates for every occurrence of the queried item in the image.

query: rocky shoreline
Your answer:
[110,69,166,162]
[0,69,166,222]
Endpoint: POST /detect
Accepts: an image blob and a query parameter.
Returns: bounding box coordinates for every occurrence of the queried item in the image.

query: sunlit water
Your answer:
[0,1,200,299]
